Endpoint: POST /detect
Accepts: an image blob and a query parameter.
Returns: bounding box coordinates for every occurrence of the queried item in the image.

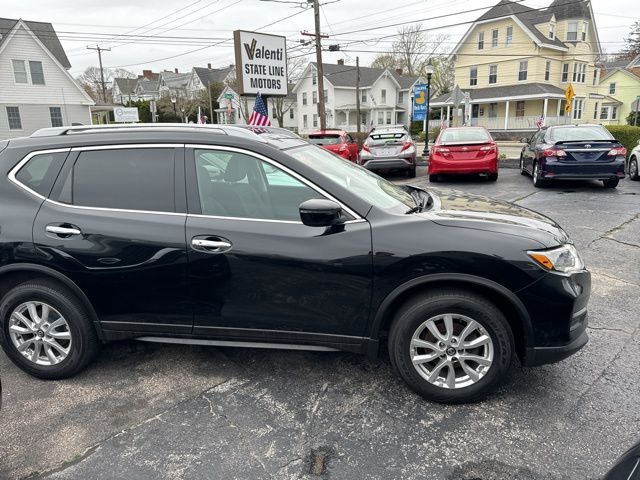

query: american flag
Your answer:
[535,115,545,129]
[248,93,271,126]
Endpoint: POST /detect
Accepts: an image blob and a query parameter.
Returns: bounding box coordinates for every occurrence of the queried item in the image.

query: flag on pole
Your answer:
[248,93,271,126]
[535,115,545,129]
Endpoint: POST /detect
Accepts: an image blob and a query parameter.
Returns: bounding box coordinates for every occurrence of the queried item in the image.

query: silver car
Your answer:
[627,138,640,181]
[359,127,417,178]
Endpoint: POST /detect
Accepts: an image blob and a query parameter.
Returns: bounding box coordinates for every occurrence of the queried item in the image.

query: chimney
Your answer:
[207,63,212,69]
[396,68,403,75]
[174,68,178,74]
[337,59,344,65]
[142,69,152,80]
[631,67,640,78]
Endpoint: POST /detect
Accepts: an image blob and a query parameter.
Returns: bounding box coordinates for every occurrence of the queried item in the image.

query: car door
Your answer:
[32,144,192,334]
[523,131,541,173]
[185,145,372,344]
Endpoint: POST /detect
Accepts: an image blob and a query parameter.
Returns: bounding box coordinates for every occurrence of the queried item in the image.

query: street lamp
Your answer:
[422,59,434,158]
[170,92,177,118]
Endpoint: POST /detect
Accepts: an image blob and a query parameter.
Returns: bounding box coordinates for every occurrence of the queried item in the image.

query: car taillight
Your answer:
[433,146,450,155]
[401,142,413,152]
[608,147,627,156]
[362,145,371,153]
[543,148,566,157]
[339,144,348,152]
[480,144,496,152]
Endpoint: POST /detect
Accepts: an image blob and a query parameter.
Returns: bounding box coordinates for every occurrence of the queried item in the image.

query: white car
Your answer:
[628,139,640,181]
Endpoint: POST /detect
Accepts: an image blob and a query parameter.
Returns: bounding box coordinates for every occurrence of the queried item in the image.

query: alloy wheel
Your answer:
[410,313,494,389]
[8,301,72,366]
[631,159,639,180]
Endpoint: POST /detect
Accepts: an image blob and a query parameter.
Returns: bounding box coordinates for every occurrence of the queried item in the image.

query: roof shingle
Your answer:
[0,17,70,68]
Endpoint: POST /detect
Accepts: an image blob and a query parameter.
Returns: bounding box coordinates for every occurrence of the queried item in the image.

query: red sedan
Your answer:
[308,130,359,162]
[428,127,499,182]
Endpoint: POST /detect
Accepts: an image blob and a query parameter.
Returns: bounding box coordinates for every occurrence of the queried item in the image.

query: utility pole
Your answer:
[312,0,326,130]
[86,45,111,103]
[355,56,361,134]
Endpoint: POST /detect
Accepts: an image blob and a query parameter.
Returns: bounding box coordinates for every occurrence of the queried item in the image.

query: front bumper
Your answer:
[542,157,625,180]
[361,158,414,170]
[518,269,591,366]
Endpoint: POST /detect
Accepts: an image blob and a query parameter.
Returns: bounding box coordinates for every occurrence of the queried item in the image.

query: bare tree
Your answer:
[371,53,399,70]
[427,57,455,97]
[76,67,137,101]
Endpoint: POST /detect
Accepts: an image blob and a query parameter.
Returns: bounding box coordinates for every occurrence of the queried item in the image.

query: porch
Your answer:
[332,104,409,131]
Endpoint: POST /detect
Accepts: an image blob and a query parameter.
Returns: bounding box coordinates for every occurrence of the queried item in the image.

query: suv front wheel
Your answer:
[0,280,99,379]
[388,289,513,403]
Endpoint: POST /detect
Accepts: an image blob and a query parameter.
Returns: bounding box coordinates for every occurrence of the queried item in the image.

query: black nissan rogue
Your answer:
[0,124,590,404]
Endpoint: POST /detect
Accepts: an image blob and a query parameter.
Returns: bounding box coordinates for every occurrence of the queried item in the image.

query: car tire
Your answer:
[429,174,439,183]
[0,280,99,380]
[532,161,546,188]
[603,178,619,188]
[388,289,513,404]
[519,156,527,175]
[629,157,639,181]
[407,166,416,178]
[488,173,498,182]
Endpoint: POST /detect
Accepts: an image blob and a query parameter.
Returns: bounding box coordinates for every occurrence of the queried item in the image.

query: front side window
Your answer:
[470,67,478,86]
[567,21,578,41]
[12,60,27,83]
[609,82,616,94]
[66,148,174,212]
[545,61,551,81]
[478,32,484,50]
[6,106,22,129]
[491,29,498,47]
[194,149,324,221]
[516,101,525,117]
[29,61,45,85]
[518,61,528,81]
[49,107,63,127]
[561,63,569,82]
[506,26,513,45]
[489,65,497,84]
[14,152,68,197]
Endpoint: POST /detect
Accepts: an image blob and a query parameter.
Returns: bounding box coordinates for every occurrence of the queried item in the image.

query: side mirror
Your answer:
[520,137,530,143]
[299,199,343,227]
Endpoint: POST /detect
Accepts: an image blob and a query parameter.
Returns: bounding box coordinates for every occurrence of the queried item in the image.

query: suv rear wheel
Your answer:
[388,289,513,403]
[0,280,99,379]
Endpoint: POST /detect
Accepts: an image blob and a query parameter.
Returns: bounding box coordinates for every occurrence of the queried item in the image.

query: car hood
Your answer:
[421,188,570,247]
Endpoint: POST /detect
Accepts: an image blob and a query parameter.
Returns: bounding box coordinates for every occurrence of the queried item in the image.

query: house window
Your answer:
[572,99,583,119]
[515,101,525,117]
[582,21,588,41]
[49,107,63,127]
[289,109,294,119]
[592,69,599,85]
[6,107,22,130]
[567,21,578,41]
[600,106,609,120]
[612,106,618,119]
[386,111,392,124]
[572,63,578,82]
[609,82,616,94]
[313,114,318,127]
[312,91,317,104]
[594,102,599,120]
[377,111,384,124]
[312,74,317,85]
[491,29,499,48]
[545,61,551,81]
[518,61,528,81]
[29,61,45,85]
[303,114,308,128]
[381,89,387,103]
[559,100,566,116]
[12,60,28,83]
[398,91,404,104]
[489,64,497,84]
[489,103,497,118]
[580,64,586,83]
[561,63,569,82]
[573,63,586,83]
[549,23,555,39]
[478,32,484,50]
[302,92,307,105]
[470,66,478,86]
[362,89,367,103]
[506,26,513,45]
[324,89,328,103]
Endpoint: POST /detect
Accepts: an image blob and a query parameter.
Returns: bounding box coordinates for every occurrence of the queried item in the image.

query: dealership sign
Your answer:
[233,30,287,97]
[113,107,139,123]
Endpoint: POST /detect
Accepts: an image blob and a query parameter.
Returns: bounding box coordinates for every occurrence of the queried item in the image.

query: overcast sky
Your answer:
[4,0,637,77]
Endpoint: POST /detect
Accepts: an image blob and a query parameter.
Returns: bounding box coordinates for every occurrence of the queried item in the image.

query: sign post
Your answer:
[564,83,575,124]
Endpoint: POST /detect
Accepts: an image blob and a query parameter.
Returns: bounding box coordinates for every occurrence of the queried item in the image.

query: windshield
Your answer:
[308,134,341,145]
[287,144,416,212]
[549,126,615,142]
[439,128,491,144]
[366,132,408,146]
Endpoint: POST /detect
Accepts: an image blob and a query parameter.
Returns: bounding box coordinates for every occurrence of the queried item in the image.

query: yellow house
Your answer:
[432,0,603,132]
[596,55,640,125]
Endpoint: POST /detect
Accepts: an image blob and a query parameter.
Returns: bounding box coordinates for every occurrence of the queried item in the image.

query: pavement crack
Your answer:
[601,236,640,250]
[587,326,633,334]
[603,212,640,237]
[513,191,538,203]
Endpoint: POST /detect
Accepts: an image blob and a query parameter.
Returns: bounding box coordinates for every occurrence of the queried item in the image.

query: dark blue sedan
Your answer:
[519,124,626,188]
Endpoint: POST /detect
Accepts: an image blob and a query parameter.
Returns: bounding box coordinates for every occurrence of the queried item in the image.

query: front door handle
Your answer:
[191,237,232,253]
[46,224,82,238]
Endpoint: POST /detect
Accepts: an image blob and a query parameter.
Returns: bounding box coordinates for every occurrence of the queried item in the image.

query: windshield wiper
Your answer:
[405,190,431,214]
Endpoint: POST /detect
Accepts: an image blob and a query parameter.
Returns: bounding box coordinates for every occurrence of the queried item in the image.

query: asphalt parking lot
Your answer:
[1,168,639,480]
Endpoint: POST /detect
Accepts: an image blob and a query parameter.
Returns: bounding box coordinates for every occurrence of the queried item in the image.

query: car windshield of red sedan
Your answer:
[548,126,614,142]
[287,144,417,212]
[308,134,341,145]
[439,128,492,145]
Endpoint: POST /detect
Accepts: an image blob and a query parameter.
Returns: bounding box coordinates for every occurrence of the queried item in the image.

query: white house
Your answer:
[112,77,138,105]
[186,65,235,100]
[293,61,421,134]
[0,18,94,139]
[159,70,191,99]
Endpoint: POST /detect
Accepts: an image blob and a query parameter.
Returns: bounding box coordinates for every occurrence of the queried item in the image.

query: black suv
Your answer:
[0,124,590,403]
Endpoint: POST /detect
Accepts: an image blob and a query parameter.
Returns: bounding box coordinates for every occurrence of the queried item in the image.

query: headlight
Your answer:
[527,244,585,274]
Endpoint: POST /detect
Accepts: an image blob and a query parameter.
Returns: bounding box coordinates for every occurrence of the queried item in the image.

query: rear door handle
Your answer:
[191,237,232,253]
[45,224,82,237]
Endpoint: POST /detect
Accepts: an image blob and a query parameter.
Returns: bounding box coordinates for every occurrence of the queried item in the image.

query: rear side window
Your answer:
[366,132,407,146]
[14,152,67,197]
[548,126,614,142]
[63,148,175,212]
[308,134,341,145]
[439,128,491,144]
